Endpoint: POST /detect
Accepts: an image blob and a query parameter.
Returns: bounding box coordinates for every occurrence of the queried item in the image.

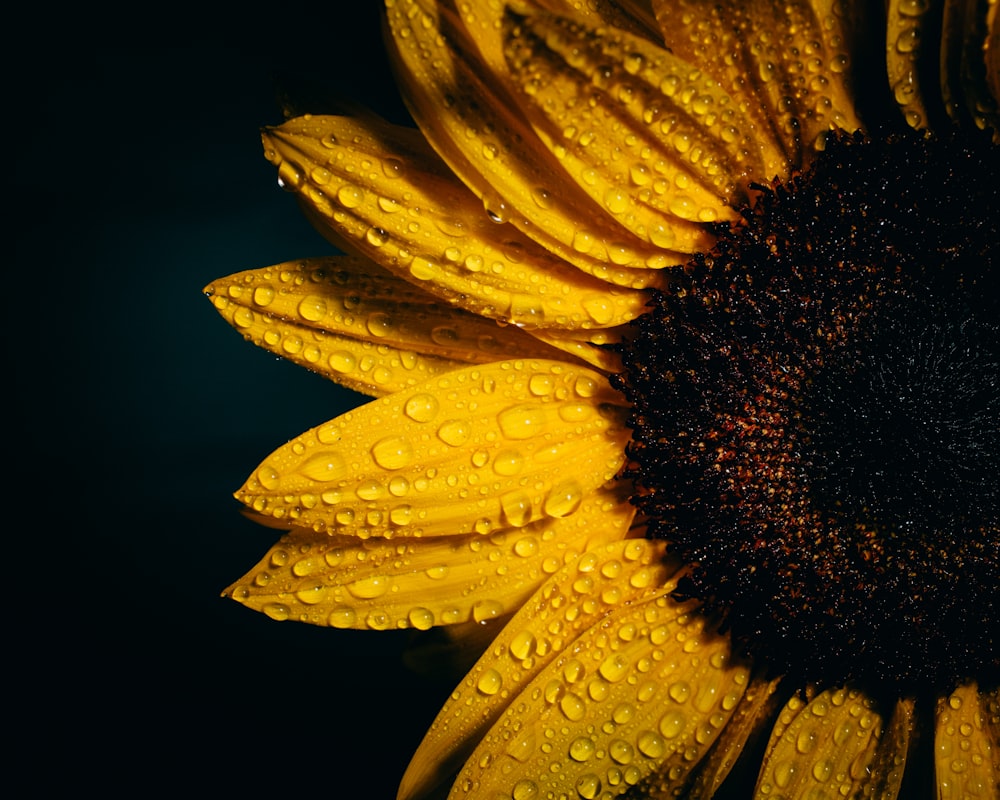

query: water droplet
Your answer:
[252,285,275,306]
[256,465,280,490]
[568,736,596,762]
[511,780,538,800]
[337,184,364,208]
[599,653,629,682]
[560,692,586,721]
[497,404,547,440]
[371,436,414,470]
[436,420,471,447]
[544,479,583,517]
[477,668,503,695]
[329,606,357,628]
[263,603,290,621]
[637,730,665,758]
[659,710,685,738]
[408,607,435,630]
[500,490,533,527]
[347,576,390,599]
[509,630,536,660]
[609,739,634,764]
[472,598,504,623]
[492,449,524,476]
[298,451,347,482]
[295,584,327,605]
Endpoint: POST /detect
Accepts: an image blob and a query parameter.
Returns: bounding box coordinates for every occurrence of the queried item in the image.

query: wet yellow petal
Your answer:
[225,485,634,630]
[263,115,651,328]
[527,325,626,373]
[651,0,861,171]
[428,551,749,800]
[386,0,679,278]
[236,359,630,536]
[862,697,914,800]
[935,683,1000,799]
[941,0,1000,134]
[681,675,783,799]
[205,256,574,396]
[886,0,937,130]
[399,538,690,800]
[503,6,759,247]
[754,686,885,798]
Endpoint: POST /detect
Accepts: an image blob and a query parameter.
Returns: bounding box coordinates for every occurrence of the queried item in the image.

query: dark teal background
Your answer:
[13,4,450,796]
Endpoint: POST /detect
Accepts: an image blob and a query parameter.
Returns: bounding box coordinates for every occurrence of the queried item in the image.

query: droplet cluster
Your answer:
[205,256,575,396]
[402,539,752,800]
[235,359,629,540]
[262,112,655,328]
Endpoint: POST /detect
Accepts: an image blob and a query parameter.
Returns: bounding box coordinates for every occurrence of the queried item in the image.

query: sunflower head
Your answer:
[208,1,1000,798]
[617,125,1000,696]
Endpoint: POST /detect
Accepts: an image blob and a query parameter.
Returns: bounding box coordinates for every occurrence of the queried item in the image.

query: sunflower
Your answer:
[206,1,1000,798]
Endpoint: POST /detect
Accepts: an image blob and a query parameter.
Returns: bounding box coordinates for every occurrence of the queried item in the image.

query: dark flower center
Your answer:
[616,128,999,694]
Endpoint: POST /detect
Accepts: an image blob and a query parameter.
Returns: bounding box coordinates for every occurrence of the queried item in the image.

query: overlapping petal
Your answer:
[399,538,754,800]
[236,359,630,537]
[429,543,750,800]
[262,114,653,328]
[206,256,577,396]
[502,5,761,247]
[650,0,861,172]
[385,0,683,278]
[225,483,635,630]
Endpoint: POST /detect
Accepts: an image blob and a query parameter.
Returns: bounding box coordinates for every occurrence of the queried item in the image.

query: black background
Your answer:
[13,4,451,796]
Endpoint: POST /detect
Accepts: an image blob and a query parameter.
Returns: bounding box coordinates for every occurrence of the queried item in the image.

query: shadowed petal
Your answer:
[236,359,630,536]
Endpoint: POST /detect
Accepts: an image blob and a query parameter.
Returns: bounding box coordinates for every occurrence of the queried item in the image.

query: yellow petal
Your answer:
[935,683,1000,799]
[425,551,749,800]
[225,484,635,630]
[385,0,681,277]
[754,686,885,798]
[236,359,630,536]
[264,114,653,326]
[941,0,1000,134]
[681,675,783,799]
[503,6,756,247]
[205,256,574,396]
[886,0,937,130]
[651,0,862,171]
[399,538,689,800]
[862,697,914,800]
[527,325,626,373]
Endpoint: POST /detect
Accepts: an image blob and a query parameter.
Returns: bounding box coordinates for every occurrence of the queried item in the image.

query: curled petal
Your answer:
[224,484,634,630]
[754,686,886,797]
[385,0,681,277]
[935,683,1000,799]
[885,0,937,130]
[236,359,630,537]
[263,115,653,328]
[205,257,574,396]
